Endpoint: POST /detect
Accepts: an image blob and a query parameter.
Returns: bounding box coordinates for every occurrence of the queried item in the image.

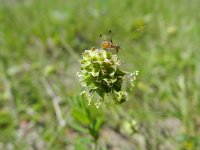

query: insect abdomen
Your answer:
[102,41,112,49]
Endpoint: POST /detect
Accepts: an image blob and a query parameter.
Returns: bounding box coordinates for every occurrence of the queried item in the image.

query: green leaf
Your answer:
[71,108,90,125]
[94,117,104,132]
[68,121,88,134]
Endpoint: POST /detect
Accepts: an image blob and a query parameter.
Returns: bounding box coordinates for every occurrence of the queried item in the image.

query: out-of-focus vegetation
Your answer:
[0,0,200,149]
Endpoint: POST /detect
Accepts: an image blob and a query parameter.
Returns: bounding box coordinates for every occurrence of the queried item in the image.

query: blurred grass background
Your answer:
[0,0,200,149]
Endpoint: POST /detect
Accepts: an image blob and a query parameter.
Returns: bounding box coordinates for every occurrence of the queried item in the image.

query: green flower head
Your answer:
[77,48,138,108]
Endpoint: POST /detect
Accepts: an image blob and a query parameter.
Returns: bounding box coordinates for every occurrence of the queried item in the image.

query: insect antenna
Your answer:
[109,30,113,43]
[99,33,104,48]
[99,34,103,42]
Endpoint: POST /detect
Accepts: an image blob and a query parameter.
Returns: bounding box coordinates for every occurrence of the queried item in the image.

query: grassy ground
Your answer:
[0,0,200,149]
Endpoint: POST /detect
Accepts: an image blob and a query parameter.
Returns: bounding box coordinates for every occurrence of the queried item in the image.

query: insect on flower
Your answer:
[100,30,128,71]
[100,30,120,53]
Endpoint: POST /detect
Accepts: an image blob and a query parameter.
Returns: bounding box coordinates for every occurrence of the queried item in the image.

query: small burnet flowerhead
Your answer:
[77,48,138,108]
[113,91,127,104]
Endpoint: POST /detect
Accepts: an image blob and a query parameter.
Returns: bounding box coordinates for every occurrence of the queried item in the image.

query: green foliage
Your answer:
[0,112,15,142]
[69,95,104,149]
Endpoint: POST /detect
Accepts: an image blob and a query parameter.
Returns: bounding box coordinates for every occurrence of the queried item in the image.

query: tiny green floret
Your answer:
[77,48,138,108]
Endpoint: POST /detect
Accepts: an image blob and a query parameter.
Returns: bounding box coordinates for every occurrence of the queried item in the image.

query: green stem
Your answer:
[94,139,98,150]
